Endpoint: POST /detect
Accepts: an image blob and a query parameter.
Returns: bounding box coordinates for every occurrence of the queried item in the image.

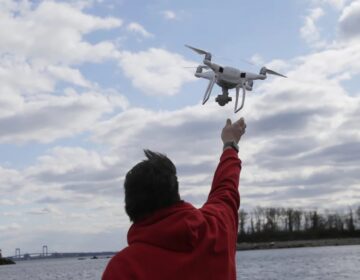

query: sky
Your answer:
[0,0,360,257]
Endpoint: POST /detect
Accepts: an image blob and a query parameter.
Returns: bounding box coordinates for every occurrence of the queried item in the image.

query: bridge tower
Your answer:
[42,245,48,257]
[0,248,2,258]
[15,248,20,258]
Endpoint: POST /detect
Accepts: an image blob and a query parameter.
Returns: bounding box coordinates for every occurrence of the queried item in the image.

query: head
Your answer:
[124,150,180,222]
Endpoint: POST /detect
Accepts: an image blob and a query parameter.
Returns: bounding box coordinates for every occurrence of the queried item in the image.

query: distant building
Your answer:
[0,249,2,258]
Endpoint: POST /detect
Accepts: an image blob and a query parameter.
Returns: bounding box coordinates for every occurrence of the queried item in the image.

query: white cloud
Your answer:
[126,22,153,38]
[47,65,92,88]
[161,10,177,20]
[0,1,127,144]
[118,48,196,96]
[0,1,122,65]
[0,90,127,143]
[250,54,265,66]
[300,7,326,47]
[0,56,55,96]
[27,206,62,215]
[0,166,23,195]
[25,146,126,199]
[338,0,360,40]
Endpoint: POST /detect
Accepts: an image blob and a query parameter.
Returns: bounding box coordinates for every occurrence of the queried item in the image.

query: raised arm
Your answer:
[201,118,246,228]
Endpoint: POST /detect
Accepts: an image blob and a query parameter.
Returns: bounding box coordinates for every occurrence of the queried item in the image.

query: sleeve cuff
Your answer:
[221,147,241,162]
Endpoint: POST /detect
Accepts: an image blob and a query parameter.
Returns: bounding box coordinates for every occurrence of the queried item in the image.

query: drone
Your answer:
[185,45,287,113]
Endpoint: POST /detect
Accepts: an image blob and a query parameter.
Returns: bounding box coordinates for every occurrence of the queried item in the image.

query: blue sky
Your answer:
[1,0,360,257]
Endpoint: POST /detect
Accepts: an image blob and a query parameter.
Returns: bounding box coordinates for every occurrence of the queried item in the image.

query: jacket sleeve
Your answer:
[201,148,241,232]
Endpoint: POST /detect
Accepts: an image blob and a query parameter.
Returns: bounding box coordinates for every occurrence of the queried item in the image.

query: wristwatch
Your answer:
[223,141,239,153]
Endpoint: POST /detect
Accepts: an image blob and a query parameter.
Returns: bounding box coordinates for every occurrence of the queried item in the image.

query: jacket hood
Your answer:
[127,201,205,252]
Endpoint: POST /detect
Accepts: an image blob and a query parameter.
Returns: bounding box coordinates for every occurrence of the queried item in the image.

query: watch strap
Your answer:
[223,141,239,153]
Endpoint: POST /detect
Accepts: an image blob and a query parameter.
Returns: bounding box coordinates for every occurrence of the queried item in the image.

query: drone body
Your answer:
[186,45,287,112]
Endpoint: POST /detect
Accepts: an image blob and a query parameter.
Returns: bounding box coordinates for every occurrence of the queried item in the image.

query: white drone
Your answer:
[185,45,287,113]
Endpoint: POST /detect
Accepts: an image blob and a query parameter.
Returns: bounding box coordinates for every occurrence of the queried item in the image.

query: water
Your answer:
[236,245,360,280]
[1,245,359,280]
[0,257,109,280]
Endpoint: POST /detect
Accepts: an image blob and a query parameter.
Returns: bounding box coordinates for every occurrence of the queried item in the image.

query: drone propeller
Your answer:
[261,67,287,78]
[183,65,210,69]
[185,45,211,55]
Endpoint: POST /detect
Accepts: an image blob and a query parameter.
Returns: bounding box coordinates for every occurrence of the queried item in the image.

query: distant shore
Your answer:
[236,238,360,251]
[0,258,15,265]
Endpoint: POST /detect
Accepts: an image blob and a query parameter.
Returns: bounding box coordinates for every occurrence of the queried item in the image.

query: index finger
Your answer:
[234,117,245,126]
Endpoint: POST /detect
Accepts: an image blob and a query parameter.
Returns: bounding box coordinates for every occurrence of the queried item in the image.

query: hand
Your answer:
[221,117,246,144]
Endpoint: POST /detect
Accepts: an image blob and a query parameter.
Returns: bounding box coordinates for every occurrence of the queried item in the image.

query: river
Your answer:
[1,245,359,279]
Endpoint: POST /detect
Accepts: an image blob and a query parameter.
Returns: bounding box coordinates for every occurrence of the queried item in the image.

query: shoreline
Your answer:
[236,237,360,251]
[0,258,15,265]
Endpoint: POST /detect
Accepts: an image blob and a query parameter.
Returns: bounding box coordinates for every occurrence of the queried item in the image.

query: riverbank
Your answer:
[236,237,360,251]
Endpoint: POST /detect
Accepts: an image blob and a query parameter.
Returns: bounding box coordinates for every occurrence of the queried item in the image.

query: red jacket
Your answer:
[103,149,241,280]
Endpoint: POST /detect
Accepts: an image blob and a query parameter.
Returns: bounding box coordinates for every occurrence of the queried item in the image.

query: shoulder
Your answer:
[102,248,135,279]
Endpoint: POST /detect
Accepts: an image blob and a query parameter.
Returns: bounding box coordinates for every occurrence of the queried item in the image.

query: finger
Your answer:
[234,118,245,128]
[234,117,245,126]
[226,118,232,126]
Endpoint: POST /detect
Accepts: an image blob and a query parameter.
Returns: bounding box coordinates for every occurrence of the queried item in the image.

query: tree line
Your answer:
[237,205,360,243]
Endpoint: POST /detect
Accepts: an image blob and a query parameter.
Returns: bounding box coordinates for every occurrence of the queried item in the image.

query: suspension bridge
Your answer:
[5,245,115,261]
[7,246,51,260]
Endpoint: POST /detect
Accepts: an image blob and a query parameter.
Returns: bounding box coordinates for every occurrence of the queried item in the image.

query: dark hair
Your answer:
[124,150,180,222]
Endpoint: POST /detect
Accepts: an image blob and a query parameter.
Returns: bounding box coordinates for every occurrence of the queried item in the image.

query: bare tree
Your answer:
[238,209,248,235]
[346,207,355,232]
[264,207,281,232]
[285,208,294,233]
[293,210,302,231]
[254,207,264,233]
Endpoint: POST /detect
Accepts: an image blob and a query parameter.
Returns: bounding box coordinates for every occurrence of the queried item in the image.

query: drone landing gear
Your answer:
[234,85,246,113]
[215,88,232,106]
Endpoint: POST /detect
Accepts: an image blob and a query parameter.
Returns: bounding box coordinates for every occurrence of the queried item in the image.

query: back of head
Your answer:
[124,150,180,222]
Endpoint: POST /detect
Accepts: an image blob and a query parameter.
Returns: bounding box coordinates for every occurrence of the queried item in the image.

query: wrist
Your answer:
[223,141,239,153]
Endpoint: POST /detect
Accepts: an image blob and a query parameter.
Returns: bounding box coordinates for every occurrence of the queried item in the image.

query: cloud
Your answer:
[25,146,125,198]
[27,206,62,215]
[118,48,196,95]
[47,65,92,88]
[249,54,265,66]
[0,1,122,65]
[300,7,325,47]
[161,10,177,20]
[0,166,24,195]
[0,90,127,143]
[0,1,128,144]
[338,0,360,40]
[126,22,153,38]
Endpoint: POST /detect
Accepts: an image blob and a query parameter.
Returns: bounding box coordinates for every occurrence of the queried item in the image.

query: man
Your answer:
[103,117,246,280]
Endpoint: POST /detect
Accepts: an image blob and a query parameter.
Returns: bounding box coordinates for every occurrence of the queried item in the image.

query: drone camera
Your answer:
[215,95,232,106]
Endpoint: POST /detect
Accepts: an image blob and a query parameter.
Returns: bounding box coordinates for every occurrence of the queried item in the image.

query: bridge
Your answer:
[8,245,50,260]
[6,245,116,261]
